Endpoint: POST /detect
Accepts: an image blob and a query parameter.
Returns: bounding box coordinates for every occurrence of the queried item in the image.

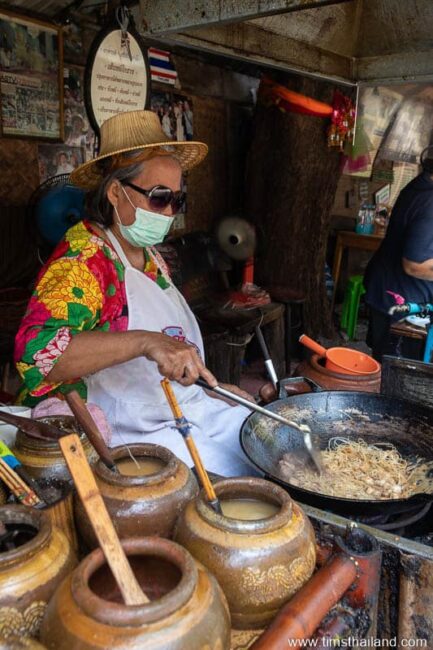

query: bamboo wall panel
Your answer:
[184,94,228,234]
[0,140,39,206]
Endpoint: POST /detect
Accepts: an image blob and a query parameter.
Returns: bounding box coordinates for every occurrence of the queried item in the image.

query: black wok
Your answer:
[240,389,433,516]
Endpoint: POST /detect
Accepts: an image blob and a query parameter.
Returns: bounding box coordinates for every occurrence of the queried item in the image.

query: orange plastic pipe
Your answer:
[250,554,357,650]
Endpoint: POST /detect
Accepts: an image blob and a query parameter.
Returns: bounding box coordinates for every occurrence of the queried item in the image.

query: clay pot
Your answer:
[174,477,316,629]
[294,354,381,392]
[40,537,231,650]
[12,416,97,482]
[75,444,198,548]
[0,484,6,505]
[38,479,78,553]
[0,504,77,640]
[0,638,47,649]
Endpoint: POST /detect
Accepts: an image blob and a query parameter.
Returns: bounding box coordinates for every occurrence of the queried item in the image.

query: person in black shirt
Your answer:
[364,146,433,361]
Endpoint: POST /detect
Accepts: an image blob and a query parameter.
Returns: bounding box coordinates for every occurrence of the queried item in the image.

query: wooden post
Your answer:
[246,74,343,337]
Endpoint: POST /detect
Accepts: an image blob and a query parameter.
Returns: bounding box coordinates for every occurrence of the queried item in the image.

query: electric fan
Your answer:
[215,217,270,308]
[30,174,86,247]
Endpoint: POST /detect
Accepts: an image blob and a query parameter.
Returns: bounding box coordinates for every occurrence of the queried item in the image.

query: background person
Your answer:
[364,146,433,360]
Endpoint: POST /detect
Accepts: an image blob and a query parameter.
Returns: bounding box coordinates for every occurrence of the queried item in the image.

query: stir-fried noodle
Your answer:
[278,437,433,500]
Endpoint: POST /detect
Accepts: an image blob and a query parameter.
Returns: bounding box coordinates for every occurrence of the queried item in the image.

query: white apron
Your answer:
[86,230,257,477]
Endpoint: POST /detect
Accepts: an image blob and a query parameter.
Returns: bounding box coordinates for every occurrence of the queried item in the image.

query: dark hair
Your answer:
[420,146,433,173]
[85,148,177,227]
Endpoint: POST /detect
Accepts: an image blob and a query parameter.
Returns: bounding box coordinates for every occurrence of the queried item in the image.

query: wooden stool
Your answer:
[265,287,306,374]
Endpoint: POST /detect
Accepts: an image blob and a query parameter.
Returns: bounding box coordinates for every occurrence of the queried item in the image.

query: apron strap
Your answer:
[106,229,131,269]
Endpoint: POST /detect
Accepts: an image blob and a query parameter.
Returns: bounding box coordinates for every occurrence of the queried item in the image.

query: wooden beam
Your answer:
[140,0,354,35]
[356,50,433,84]
[141,22,354,85]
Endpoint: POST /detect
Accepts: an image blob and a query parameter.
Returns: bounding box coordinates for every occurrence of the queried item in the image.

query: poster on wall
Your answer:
[0,10,63,140]
[64,65,96,160]
[38,143,85,183]
[342,86,402,178]
[379,99,433,164]
[150,92,193,141]
[85,16,150,133]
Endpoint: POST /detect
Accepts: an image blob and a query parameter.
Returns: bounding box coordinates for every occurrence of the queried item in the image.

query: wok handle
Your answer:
[299,334,327,358]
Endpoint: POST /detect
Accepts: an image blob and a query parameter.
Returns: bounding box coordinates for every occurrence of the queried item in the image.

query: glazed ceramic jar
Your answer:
[40,537,231,650]
[12,416,97,482]
[175,477,316,629]
[0,638,48,649]
[39,479,78,553]
[0,505,77,640]
[75,444,198,548]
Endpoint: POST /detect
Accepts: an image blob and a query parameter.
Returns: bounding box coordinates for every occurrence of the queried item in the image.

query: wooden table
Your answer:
[331,230,383,308]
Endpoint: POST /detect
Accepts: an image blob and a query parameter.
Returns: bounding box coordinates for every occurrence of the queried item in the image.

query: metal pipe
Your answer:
[250,554,357,650]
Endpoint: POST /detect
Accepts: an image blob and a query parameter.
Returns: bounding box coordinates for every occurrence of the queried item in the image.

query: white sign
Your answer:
[89,29,148,129]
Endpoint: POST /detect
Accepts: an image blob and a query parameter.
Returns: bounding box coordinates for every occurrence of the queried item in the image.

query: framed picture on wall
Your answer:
[38,143,85,183]
[150,92,193,141]
[0,10,63,140]
[64,65,96,160]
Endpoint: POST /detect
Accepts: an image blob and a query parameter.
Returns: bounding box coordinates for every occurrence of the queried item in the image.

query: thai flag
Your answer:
[148,48,177,85]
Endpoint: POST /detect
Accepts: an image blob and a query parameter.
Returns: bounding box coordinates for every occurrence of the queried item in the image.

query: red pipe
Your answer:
[250,554,357,650]
[314,613,356,649]
[315,540,334,567]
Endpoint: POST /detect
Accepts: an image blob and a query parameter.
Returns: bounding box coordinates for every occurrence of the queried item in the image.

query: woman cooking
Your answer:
[15,110,256,476]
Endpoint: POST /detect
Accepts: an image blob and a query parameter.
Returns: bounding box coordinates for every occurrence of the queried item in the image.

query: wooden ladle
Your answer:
[0,410,64,441]
[59,433,149,605]
[64,391,118,472]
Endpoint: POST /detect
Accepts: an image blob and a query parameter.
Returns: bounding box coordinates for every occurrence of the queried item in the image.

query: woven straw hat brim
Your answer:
[70,140,208,190]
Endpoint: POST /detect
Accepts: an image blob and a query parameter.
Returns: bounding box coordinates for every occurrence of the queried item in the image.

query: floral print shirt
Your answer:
[15,220,170,406]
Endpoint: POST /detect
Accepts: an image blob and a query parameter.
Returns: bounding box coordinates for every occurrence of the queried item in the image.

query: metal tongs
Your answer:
[196,379,324,474]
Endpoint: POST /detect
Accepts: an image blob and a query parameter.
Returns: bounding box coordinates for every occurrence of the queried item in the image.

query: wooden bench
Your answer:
[157,232,285,385]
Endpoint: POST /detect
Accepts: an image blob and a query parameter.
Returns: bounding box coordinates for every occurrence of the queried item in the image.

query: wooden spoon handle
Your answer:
[59,434,149,605]
[0,411,61,440]
[65,391,116,471]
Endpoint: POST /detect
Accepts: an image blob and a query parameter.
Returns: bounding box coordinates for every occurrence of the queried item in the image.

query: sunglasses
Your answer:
[122,181,186,213]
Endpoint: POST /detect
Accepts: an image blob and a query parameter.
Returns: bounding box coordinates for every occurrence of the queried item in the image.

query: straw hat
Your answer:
[70,110,208,190]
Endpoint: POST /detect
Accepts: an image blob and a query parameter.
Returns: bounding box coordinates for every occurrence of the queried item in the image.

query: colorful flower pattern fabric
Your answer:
[15,220,170,406]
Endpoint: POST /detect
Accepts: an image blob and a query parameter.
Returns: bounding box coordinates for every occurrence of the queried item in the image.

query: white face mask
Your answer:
[114,186,174,247]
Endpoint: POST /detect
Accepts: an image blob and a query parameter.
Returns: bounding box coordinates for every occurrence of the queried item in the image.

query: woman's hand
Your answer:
[142,332,217,386]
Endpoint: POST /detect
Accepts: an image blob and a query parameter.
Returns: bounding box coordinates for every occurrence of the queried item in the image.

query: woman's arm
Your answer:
[46,329,217,387]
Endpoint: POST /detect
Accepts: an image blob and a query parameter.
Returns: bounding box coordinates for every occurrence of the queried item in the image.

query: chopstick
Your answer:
[161,378,223,514]
[0,457,41,507]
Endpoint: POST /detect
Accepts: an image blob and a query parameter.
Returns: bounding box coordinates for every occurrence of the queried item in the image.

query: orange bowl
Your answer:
[325,348,380,376]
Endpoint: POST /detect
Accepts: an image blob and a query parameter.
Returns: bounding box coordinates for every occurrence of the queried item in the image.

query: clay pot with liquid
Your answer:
[294,353,381,392]
[75,444,198,548]
[174,477,316,629]
[12,416,97,482]
[0,505,77,640]
[40,537,231,650]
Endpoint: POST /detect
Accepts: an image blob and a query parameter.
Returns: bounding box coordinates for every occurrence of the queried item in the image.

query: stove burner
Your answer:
[352,501,432,535]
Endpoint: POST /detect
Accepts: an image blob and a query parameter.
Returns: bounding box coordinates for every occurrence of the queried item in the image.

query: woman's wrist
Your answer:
[138,330,161,358]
